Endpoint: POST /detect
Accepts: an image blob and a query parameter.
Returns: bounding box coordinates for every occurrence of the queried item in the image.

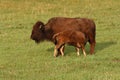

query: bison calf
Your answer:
[53,30,87,57]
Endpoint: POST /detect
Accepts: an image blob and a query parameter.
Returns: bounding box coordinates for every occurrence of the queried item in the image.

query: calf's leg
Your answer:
[53,43,63,57]
[81,46,86,57]
[54,46,58,57]
[78,43,87,56]
[58,46,65,56]
[76,47,80,56]
[60,45,65,56]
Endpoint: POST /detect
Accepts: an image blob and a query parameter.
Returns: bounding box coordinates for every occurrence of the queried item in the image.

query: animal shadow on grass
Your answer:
[95,41,117,53]
[47,41,116,55]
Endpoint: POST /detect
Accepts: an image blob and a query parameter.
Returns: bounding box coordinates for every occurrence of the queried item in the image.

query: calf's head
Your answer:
[31,21,45,43]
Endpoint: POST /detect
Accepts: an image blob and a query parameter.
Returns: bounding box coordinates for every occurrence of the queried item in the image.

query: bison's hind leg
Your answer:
[77,43,86,56]
[88,36,96,54]
[76,47,80,56]
[82,48,86,57]
[81,46,86,57]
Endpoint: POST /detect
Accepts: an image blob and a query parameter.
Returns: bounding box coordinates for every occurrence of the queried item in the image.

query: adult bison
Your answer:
[31,17,96,54]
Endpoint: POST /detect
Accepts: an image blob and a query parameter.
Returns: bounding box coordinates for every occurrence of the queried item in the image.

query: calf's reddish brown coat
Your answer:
[53,30,87,57]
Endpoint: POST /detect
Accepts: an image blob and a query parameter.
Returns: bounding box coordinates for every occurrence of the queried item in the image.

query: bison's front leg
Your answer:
[53,43,62,57]
[54,46,58,57]
[60,45,65,56]
[58,45,65,56]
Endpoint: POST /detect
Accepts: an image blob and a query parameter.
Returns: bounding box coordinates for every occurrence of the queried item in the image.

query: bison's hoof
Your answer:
[77,54,80,56]
[54,55,57,57]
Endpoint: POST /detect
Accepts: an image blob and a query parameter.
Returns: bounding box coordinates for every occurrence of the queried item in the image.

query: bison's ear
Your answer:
[39,25,45,32]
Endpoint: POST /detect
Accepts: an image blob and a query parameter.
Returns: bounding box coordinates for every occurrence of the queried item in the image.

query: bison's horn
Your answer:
[39,25,42,29]
[38,22,45,32]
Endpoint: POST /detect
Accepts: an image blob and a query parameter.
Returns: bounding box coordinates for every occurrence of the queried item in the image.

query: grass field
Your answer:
[0,0,120,80]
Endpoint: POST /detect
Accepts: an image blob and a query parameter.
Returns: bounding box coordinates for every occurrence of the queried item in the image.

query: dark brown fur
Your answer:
[31,17,96,54]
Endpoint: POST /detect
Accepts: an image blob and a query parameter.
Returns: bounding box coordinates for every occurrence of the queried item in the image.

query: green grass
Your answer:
[0,0,120,80]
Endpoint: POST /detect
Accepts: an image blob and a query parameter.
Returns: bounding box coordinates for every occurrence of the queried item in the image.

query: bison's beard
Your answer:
[34,38,45,43]
[35,40,40,43]
[31,35,46,43]
[31,37,40,43]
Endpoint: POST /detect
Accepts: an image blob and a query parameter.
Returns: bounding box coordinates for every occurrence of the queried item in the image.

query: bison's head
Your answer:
[31,21,45,43]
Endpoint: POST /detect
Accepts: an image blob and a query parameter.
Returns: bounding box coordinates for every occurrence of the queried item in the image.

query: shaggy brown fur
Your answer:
[31,17,96,54]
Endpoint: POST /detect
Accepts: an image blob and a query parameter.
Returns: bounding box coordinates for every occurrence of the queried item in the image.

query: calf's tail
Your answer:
[53,33,60,45]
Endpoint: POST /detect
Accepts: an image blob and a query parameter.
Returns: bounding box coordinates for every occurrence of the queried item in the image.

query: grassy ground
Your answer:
[0,0,120,80]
